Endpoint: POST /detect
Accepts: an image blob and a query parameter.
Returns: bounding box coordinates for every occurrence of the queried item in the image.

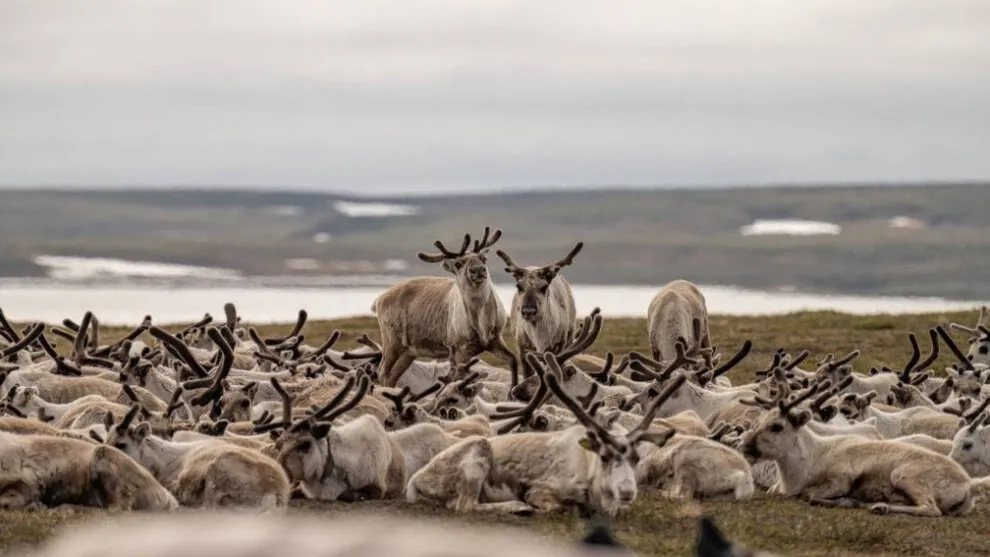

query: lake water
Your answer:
[0,283,983,326]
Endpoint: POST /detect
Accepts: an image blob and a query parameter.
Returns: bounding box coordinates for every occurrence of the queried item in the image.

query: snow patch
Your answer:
[33,255,243,282]
[333,201,420,218]
[740,219,841,236]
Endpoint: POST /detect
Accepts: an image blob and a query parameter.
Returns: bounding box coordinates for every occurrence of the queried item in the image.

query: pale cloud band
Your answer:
[1,0,989,193]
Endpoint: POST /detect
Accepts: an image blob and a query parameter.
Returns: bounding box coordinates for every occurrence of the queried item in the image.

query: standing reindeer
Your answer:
[372,227,517,387]
[647,279,712,366]
[496,242,584,381]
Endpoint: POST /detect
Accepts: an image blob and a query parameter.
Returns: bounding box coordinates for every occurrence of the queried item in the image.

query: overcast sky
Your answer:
[2,1,989,194]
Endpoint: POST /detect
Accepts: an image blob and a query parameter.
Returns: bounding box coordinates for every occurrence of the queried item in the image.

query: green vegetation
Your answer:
[2,182,989,298]
[2,309,989,556]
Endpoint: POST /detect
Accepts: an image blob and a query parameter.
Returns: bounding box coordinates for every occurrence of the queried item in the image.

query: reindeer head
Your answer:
[4,385,38,413]
[417,227,502,290]
[950,398,990,477]
[103,404,152,460]
[255,373,370,484]
[431,366,484,413]
[833,390,876,421]
[740,381,832,463]
[949,306,990,366]
[215,381,259,422]
[948,366,988,399]
[381,384,440,430]
[495,242,583,323]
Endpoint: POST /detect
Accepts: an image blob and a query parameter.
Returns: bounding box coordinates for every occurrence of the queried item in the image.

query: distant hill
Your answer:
[1,182,988,299]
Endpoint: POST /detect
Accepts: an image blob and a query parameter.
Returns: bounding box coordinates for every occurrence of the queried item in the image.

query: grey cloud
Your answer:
[1,0,989,193]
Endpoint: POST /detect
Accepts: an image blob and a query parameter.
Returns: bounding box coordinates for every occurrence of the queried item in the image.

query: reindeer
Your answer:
[646,280,712,366]
[371,227,517,388]
[495,242,583,380]
[739,380,990,517]
[635,429,755,502]
[413,352,687,517]
[950,398,990,477]
[0,430,178,511]
[949,305,990,366]
[255,373,405,502]
[102,404,290,512]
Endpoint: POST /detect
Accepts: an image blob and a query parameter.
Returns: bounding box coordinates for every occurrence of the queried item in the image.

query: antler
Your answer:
[778,379,832,415]
[552,308,603,365]
[936,325,976,371]
[150,326,211,379]
[706,340,753,381]
[471,226,502,253]
[541,352,622,448]
[628,340,695,383]
[0,323,43,359]
[262,310,308,345]
[548,242,584,272]
[183,328,234,407]
[587,352,629,385]
[493,353,552,434]
[626,373,689,442]
[417,233,472,263]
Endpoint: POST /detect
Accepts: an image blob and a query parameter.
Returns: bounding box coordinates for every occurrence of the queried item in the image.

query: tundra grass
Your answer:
[3,310,989,557]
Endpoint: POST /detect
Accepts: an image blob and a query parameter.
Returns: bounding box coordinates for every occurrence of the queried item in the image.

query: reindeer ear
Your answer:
[310,422,332,439]
[819,405,838,422]
[461,384,479,398]
[440,260,457,273]
[787,410,812,428]
[401,407,416,421]
[134,422,151,439]
[215,420,229,434]
[532,415,549,431]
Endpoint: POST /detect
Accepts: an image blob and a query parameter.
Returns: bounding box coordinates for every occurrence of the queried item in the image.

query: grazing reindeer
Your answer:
[495,242,583,380]
[647,279,711,366]
[949,305,990,366]
[372,227,517,387]
[740,380,990,517]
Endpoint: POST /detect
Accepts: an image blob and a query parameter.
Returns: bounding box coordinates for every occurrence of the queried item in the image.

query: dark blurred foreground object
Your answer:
[17,512,635,557]
[696,516,783,557]
[16,513,782,557]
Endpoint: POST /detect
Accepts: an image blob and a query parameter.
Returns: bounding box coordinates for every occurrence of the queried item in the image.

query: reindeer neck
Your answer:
[774,427,830,495]
[139,436,197,478]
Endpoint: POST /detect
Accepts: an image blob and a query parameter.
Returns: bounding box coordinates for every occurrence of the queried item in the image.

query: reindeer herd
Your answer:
[2,226,990,527]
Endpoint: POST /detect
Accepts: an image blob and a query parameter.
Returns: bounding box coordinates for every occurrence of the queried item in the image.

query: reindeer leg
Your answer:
[491,337,520,388]
[379,344,410,388]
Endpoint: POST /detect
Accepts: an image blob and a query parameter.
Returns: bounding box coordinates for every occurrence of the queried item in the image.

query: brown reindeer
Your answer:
[371,227,517,387]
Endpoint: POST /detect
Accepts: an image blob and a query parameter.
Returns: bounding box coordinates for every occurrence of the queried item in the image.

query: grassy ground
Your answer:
[3,309,989,556]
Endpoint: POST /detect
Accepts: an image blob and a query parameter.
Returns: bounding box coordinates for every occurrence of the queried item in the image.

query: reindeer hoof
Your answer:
[869,503,889,515]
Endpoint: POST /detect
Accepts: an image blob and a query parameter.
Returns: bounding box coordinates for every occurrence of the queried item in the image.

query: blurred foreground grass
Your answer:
[3,310,989,556]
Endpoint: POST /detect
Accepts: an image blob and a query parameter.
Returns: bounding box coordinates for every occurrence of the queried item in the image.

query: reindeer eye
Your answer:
[240,400,249,407]
[297,441,312,452]
[962,441,974,451]
[114,443,127,451]
[980,346,988,355]
[770,423,784,433]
